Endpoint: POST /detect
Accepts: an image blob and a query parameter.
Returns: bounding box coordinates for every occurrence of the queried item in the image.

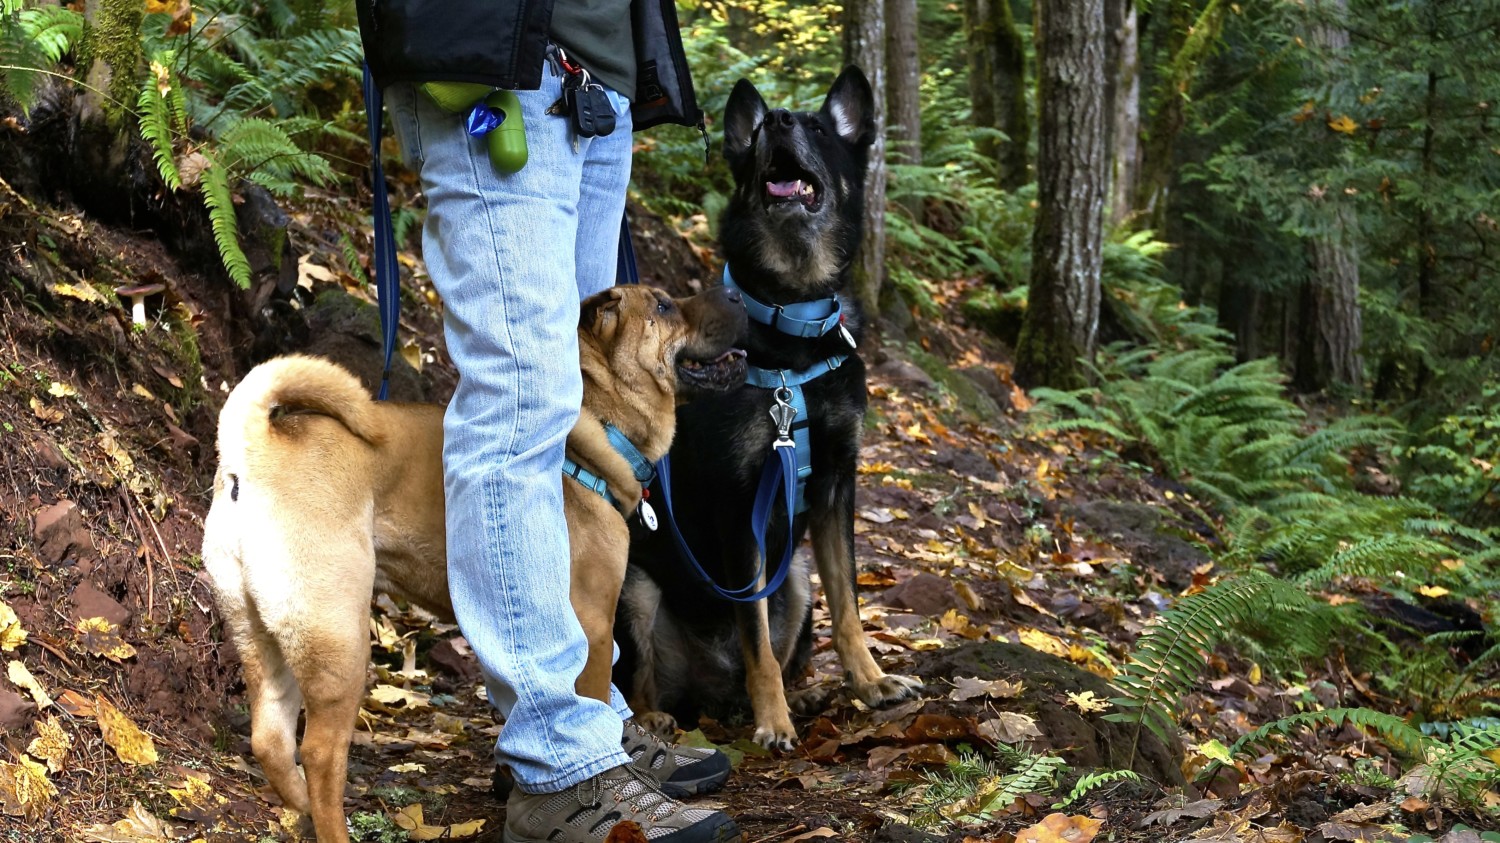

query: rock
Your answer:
[869,823,945,843]
[0,687,34,732]
[931,446,998,482]
[1068,500,1208,590]
[69,581,131,627]
[958,365,1013,415]
[32,434,68,471]
[872,358,935,391]
[913,641,1185,785]
[34,500,93,565]
[880,572,961,617]
[301,289,426,402]
[427,636,479,682]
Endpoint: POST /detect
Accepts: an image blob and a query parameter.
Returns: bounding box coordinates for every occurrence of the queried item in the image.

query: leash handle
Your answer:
[363,63,399,401]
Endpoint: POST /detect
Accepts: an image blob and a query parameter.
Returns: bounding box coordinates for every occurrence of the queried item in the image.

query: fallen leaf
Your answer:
[859,508,896,524]
[98,431,136,475]
[1015,812,1103,843]
[1140,797,1222,827]
[297,254,336,289]
[167,772,215,808]
[77,617,138,662]
[95,695,159,765]
[0,753,57,819]
[130,383,156,401]
[1065,691,1110,713]
[151,364,184,388]
[1196,738,1234,765]
[954,580,985,611]
[605,820,649,843]
[27,715,70,773]
[1329,804,1390,823]
[50,281,110,304]
[0,601,26,651]
[1018,627,1070,658]
[29,396,64,424]
[56,689,94,716]
[367,684,431,710]
[388,762,427,774]
[950,676,1024,701]
[47,381,78,398]
[785,830,839,842]
[976,712,1042,744]
[7,660,52,708]
[78,802,180,842]
[1418,585,1449,598]
[393,803,486,840]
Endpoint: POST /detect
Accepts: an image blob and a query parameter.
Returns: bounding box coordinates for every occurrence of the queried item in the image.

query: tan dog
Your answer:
[201,285,746,843]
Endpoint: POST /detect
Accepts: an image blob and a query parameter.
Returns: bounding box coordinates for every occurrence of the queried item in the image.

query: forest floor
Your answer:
[0,173,1495,843]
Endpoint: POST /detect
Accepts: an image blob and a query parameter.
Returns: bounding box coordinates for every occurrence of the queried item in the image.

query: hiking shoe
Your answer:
[622,719,732,798]
[503,764,740,843]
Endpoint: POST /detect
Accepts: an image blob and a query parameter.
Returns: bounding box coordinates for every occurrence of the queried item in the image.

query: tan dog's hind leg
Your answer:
[809,507,923,707]
[288,614,368,843]
[737,598,796,751]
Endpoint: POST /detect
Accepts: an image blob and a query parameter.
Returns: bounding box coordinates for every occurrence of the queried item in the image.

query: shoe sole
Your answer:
[502,816,743,843]
[659,771,729,799]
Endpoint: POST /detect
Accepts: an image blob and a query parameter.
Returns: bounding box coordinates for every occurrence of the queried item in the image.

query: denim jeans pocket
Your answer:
[386,84,426,169]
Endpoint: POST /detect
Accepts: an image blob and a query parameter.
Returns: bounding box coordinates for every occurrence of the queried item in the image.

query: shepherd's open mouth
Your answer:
[676,348,748,391]
[762,149,821,211]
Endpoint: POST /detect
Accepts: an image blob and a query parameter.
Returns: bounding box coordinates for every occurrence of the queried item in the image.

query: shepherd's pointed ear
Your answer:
[820,66,874,146]
[723,79,769,161]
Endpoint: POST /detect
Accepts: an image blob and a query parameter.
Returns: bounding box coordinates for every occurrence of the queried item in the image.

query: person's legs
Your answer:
[387,72,627,792]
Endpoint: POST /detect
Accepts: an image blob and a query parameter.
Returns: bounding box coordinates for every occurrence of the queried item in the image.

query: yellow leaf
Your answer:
[98,432,136,474]
[1198,738,1234,765]
[388,762,427,774]
[1418,585,1449,598]
[858,461,897,474]
[1018,627,1069,659]
[29,396,64,424]
[908,638,945,651]
[27,715,71,774]
[1015,812,1103,843]
[167,772,214,808]
[1327,114,1358,134]
[95,695,159,766]
[393,805,486,840]
[79,802,179,842]
[49,281,110,304]
[0,601,26,652]
[76,617,138,662]
[1248,661,1263,684]
[0,753,57,819]
[1065,691,1111,714]
[144,0,172,14]
[366,684,430,710]
[7,660,52,708]
[48,381,78,398]
[130,383,156,401]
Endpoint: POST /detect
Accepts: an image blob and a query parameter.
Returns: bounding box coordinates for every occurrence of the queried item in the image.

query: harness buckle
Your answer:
[769,385,797,448]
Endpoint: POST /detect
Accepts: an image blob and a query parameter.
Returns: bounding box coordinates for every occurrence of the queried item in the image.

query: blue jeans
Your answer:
[386,63,634,793]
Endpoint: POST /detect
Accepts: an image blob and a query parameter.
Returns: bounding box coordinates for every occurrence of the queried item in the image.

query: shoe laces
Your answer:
[580,765,678,822]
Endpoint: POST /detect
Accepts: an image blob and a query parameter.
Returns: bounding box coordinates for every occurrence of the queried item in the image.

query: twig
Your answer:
[33,634,79,670]
[747,825,806,843]
[121,489,157,623]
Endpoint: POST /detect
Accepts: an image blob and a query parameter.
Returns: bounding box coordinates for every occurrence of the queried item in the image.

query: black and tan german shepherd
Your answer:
[616,67,923,750]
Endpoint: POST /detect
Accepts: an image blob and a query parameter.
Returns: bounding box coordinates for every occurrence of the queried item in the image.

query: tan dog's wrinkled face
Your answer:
[581,285,749,401]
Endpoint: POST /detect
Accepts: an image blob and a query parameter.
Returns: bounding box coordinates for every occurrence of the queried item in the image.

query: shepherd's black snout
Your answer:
[766,109,795,131]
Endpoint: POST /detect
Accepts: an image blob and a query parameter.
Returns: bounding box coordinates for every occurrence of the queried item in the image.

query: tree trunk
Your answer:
[83,0,146,127]
[886,0,922,219]
[1298,0,1363,393]
[991,0,1030,189]
[964,0,999,164]
[1133,0,1226,231]
[1014,0,1107,389]
[1106,0,1140,226]
[844,0,888,313]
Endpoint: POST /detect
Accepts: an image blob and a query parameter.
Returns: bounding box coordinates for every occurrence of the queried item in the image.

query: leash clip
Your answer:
[769,385,797,448]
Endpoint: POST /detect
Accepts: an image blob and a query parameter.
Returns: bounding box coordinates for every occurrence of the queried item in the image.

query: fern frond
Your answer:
[1052,769,1141,809]
[973,753,1068,817]
[1230,707,1431,759]
[200,154,252,289]
[137,79,182,191]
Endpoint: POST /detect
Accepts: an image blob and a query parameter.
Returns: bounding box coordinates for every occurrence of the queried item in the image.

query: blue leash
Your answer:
[363,64,400,402]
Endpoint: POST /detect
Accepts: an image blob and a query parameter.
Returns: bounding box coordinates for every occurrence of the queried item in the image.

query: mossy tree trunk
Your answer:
[844,0,888,314]
[886,0,922,220]
[82,0,146,128]
[963,0,1029,190]
[1015,0,1106,390]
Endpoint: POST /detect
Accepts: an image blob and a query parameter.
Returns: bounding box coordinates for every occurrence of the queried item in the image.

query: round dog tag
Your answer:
[638,499,659,531]
[839,323,857,349]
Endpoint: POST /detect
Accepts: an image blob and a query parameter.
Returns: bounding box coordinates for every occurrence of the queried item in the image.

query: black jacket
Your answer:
[356,0,700,131]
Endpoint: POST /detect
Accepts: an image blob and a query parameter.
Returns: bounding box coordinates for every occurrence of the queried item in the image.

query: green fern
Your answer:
[1230,707,1432,758]
[1106,572,1325,750]
[137,75,182,191]
[1052,769,1141,809]
[200,154,252,289]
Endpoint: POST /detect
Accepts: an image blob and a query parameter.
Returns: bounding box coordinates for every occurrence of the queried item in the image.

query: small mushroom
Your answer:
[114,282,166,327]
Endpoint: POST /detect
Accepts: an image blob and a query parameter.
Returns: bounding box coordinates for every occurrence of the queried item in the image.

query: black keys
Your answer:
[548,66,616,138]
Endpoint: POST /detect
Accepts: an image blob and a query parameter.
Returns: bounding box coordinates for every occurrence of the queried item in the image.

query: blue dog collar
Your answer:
[563,423,656,522]
[723,266,844,340]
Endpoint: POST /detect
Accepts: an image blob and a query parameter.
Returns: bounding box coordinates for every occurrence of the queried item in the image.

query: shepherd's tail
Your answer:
[216,355,383,457]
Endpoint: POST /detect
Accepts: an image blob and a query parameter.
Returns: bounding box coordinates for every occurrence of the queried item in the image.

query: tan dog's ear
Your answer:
[580,287,628,345]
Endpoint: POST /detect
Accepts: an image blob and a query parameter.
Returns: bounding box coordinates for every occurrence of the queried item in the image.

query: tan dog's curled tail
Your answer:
[216,355,383,453]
